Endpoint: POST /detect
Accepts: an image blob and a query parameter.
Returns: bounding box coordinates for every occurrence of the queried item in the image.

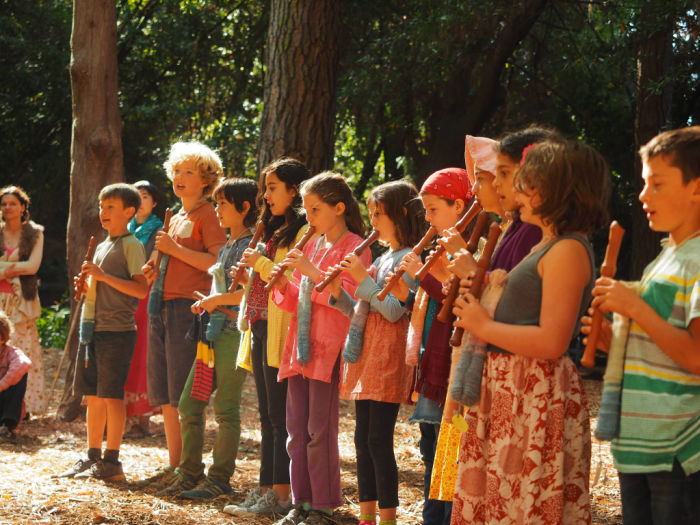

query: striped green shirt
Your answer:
[612,235,700,475]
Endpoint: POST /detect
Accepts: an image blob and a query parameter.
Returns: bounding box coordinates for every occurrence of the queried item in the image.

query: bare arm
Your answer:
[454,238,590,359]
[592,277,700,374]
[2,231,44,277]
[82,261,148,299]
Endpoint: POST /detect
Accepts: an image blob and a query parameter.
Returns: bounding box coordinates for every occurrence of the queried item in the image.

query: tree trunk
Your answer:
[58,0,123,419]
[628,6,673,279]
[258,0,340,175]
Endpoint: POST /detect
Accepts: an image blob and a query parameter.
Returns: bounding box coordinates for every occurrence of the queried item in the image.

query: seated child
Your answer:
[59,183,147,481]
[0,310,31,441]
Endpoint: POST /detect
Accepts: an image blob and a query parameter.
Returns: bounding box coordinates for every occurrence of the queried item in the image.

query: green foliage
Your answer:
[36,302,71,349]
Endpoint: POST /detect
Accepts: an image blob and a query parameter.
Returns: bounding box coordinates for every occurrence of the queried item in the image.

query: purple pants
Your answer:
[286,360,342,509]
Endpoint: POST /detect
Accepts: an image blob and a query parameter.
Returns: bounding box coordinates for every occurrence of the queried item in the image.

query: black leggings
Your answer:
[354,399,401,508]
[251,320,290,486]
[0,373,27,431]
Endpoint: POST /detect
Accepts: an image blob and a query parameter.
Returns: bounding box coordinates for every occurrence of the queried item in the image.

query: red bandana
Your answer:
[421,167,473,202]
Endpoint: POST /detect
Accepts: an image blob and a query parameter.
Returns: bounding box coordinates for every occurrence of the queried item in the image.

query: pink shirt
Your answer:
[272,232,371,383]
[0,344,31,391]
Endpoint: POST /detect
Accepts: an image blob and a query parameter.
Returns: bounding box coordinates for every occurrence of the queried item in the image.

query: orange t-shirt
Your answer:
[162,201,226,300]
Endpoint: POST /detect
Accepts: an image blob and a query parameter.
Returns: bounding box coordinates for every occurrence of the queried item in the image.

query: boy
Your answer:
[0,311,31,441]
[139,141,227,490]
[588,126,700,524]
[60,183,147,481]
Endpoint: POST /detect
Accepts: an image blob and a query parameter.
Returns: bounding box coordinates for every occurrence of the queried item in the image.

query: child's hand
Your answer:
[453,293,490,335]
[438,227,468,256]
[398,252,421,279]
[191,300,204,315]
[323,265,343,299]
[386,271,410,302]
[580,307,612,352]
[81,261,106,282]
[283,249,318,279]
[591,277,639,319]
[272,274,289,291]
[448,249,478,280]
[338,253,368,283]
[240,247,261,267]
[142,260,157,283]
[228,263,249,286]
[429,252,451,283]
[197,293,221,313]
[154,231,179,256]
[73,273,88,297]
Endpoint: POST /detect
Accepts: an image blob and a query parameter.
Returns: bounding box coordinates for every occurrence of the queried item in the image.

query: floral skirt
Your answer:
[451,353,591,525]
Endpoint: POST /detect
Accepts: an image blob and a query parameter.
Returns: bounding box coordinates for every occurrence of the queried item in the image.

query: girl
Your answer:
[450,140,609,524]
[223,158,311,517]
[392,167,473,525]
[0,186,44,416]
[328,180,428,525]
[158,177,259,498]
[124,180,163,437]
[270,172,371,525]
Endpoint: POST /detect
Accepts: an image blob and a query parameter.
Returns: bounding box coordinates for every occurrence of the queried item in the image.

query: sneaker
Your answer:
[272,505,308,525]
[222,486,264,515]
[56,458,97,478]
[180,477,232,500]
[248,489,293,515]
[136,465,176,489]
[76,460,126,482]
[155,469,204,497]
[300,510,335,525]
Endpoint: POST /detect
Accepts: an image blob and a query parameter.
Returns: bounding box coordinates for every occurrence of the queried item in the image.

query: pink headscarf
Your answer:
[464,135,498,185]
[421,167,473,202]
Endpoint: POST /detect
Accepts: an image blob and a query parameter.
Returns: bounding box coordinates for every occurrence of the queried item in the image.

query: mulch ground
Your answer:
[0,347,622,524]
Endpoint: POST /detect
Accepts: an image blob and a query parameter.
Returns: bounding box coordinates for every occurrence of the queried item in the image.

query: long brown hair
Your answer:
[515,140,609,235]
[300,172,365,237]
[369,180,428,248]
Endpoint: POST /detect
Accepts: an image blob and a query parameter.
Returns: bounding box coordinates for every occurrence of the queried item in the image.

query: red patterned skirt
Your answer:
[451,353,591,525]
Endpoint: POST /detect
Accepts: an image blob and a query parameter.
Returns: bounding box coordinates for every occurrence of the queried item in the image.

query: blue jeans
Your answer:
[419,422,452,525]
[619,461,700,525]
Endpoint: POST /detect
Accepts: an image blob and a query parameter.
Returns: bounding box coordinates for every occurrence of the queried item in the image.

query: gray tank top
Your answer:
[487,234,595,354]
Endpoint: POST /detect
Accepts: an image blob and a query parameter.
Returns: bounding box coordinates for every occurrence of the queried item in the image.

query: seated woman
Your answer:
[0,185,44,417]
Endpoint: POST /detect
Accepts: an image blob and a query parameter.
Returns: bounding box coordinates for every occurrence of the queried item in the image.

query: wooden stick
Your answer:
[152,208,173,277]
[192,291,238,320]
[228,222,265,292]
[449,222,502,346]
[414,201,482,281]
[264,226,317,293]
[315,230,380,293]
[45,236,97,415]
[581,220,625,367]
[72,236,98,302]
[376,226,437,302]
[437,211,490,323]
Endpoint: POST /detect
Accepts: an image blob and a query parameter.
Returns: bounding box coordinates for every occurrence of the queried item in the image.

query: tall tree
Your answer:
[258,0,341,174]
[59,0,123,419]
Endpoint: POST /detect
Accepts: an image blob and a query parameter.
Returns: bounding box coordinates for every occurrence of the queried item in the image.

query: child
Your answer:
[156,177,259,499]
[0,311,31,441]
[586,126,700,524]
[124,180,163,437]
[392,167,473,525]
[451,140,609,524]
[140,141,227,488]
[223,158,311,517]
[270,172,371,525]
[61,183,148,481]
[329,180,428,525]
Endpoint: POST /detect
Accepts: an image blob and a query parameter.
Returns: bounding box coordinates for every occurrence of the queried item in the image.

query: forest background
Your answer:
[1,0,699,307]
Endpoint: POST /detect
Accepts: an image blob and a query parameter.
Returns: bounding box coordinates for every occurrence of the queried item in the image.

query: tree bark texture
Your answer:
[629,6,673,279]
[258,0,340,175]
[60,0,124,418]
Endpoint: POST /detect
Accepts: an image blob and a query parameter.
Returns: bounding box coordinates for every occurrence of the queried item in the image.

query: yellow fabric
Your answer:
[236,225,311,370]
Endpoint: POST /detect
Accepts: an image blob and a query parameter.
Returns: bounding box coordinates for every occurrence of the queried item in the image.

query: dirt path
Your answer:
[0,348,622,524]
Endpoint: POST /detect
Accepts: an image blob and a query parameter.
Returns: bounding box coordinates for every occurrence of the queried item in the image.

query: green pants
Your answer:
[178,329,246,484]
